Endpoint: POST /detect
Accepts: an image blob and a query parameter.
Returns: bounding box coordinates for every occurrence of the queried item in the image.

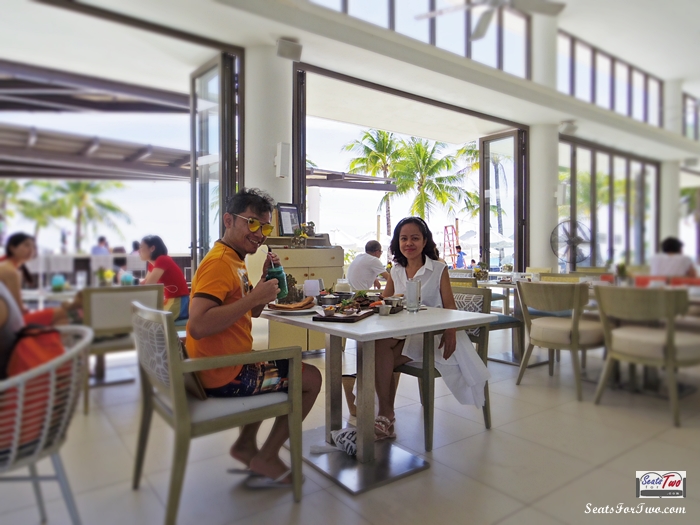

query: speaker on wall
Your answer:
[276,38,302,61]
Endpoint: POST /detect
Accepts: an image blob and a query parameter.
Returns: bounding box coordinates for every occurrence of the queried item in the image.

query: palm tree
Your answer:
[16,182,70,241]
[343,129,402,235]
[460,191,500,219]
[53,181,131,253]
[392,138,464,220]
[0,179,22,245]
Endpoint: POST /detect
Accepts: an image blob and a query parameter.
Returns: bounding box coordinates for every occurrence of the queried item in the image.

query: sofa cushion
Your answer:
[530,317,603,346]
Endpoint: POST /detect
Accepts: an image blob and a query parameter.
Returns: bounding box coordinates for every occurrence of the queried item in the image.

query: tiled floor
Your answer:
[2,322,699,525]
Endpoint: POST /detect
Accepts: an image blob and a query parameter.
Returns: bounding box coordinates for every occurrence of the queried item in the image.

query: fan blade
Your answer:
[511,0,565,16]
[415,0,484,20]
[471,8,495,40]
[561,246,571,260]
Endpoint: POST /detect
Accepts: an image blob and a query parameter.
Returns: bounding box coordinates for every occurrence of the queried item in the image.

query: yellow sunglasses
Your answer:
[233,213,274,236]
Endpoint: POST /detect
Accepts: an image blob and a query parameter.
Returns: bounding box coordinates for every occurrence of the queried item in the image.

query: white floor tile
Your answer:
[431,429,595,503]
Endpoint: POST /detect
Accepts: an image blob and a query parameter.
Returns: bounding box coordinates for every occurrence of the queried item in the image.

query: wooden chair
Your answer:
[130,302,304,525]
[594,287,700,426]
[540,273,582,283]
[516,282,604,400]
[449,277,478,288]
[0,326,93,525]
[628,265,650,276]
[81,285,164,414]
[525,266,551,275]
[396,286,492,451]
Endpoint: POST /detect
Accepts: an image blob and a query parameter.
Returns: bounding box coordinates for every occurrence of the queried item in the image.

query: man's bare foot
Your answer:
[248,454,291,483]
[230,439,259,468]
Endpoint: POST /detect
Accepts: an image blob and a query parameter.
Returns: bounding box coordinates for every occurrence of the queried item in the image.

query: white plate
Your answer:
[265,307,318,315]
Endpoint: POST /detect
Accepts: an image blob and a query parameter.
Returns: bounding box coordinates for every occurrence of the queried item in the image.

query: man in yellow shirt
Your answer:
[187,188,321,486]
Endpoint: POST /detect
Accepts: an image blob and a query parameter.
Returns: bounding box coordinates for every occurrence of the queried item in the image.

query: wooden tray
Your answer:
[312,310,374,323]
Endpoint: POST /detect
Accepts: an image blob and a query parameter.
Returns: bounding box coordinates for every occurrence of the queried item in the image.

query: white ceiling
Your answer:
[306,73,511,144]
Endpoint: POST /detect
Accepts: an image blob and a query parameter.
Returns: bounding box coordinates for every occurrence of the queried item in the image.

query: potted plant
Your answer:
[292,225,309,248]
[96,267,115,286]
[501,263,513,273]
[474,261,489,281]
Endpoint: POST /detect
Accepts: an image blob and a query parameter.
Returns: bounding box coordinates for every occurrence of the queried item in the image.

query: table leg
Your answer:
[355,340,376,463]
[325,334,343,444]
[503,288,511,316]
[422,332,435,452]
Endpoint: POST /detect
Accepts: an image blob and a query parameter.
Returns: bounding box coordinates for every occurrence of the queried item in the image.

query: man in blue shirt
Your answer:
[455,245,466,269]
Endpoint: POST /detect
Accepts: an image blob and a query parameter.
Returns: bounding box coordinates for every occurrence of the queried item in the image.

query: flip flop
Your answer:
[374,416,396,441]
[226,468,263,477]
[245,470,304,489]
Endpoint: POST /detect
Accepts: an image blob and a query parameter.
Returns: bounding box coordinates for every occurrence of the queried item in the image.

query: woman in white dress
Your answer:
[375,217,490,440]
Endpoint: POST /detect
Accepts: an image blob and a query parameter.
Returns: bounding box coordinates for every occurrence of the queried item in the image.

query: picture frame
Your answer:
[277,203,301,236]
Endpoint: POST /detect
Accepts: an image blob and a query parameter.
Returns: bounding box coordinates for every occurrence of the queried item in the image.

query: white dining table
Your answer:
[262,306,496,494]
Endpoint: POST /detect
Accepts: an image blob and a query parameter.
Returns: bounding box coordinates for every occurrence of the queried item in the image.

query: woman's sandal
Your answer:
[374,416,396,441]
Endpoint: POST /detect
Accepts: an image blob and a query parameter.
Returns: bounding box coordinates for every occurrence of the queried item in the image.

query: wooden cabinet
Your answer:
[247,243,344,351]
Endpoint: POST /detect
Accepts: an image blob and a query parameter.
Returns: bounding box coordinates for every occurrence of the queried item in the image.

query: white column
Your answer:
[659,161,680,239]
[663,79,683,135]
[244,46,293,203]
[528,124,560,271]
[307,186,321,229]
[530,14,558,90]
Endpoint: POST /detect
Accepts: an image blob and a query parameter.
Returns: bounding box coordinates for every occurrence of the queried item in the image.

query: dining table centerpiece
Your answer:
[474,261,489,281]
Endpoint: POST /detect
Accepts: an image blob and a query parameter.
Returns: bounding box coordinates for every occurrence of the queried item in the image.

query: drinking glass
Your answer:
[405,278,421,313]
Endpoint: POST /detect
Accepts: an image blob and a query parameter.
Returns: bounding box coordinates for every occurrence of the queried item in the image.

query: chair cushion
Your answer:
[490,314,521,326]
[675,316,700,334]
[90,333,134,352]
[530,317,603,346]
[491,293,506,302]
[611,327,700,361]
[528,307,573,318]
[174,318,188,327]
[156,390,289,424]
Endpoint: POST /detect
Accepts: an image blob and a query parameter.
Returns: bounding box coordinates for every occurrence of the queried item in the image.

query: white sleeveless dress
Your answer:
[391,258,490,407]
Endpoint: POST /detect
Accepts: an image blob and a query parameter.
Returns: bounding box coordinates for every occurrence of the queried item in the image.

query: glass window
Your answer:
[557,33,571,94]
[310,0,343,11]
[395,0,430,43]
[648,78,661,127]
[685,96,697,140]
[631,70,645,122]
[644,165,657,263]
[575,148,592,267]
[348,0,389,27]
[629,161,644,265]
[436,0,466,56]
[502,9,527,78]
[596,153,611,265]
[595,53,612,110]
[614,62,629,116]
[612,156,627,264]
[558,143,572,221]
[471,5,498,68]
[574,42,592,102]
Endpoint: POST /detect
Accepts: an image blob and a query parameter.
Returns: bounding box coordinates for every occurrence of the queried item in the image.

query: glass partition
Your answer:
[395,0,430,43]
[349,0,389,27]
[574,42,592,102]
[561,138,659,268]
[502,9,527,78]
[436,0,466,55]
[595,53,612,109]
[575,148,592,267]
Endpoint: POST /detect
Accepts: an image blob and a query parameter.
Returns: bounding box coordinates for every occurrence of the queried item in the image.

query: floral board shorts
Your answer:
[204,360,292,398]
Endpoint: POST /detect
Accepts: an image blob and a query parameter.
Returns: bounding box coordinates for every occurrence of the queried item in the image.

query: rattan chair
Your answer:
[396,286,492,451]
[594,287,700,426]
[516,281,604,400]
[525,266,551,275]
[0,325,93,525]
[81,285,163,414]
[130,302,304,525]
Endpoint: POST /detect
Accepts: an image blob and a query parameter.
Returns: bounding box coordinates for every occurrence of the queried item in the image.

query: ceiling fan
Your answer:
[416,0,566,41]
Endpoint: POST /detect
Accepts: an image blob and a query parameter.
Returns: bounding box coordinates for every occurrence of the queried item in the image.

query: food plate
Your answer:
[265,307,318,316]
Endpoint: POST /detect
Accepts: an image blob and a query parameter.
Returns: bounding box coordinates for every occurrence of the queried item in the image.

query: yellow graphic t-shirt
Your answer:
[185,241,253,389]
